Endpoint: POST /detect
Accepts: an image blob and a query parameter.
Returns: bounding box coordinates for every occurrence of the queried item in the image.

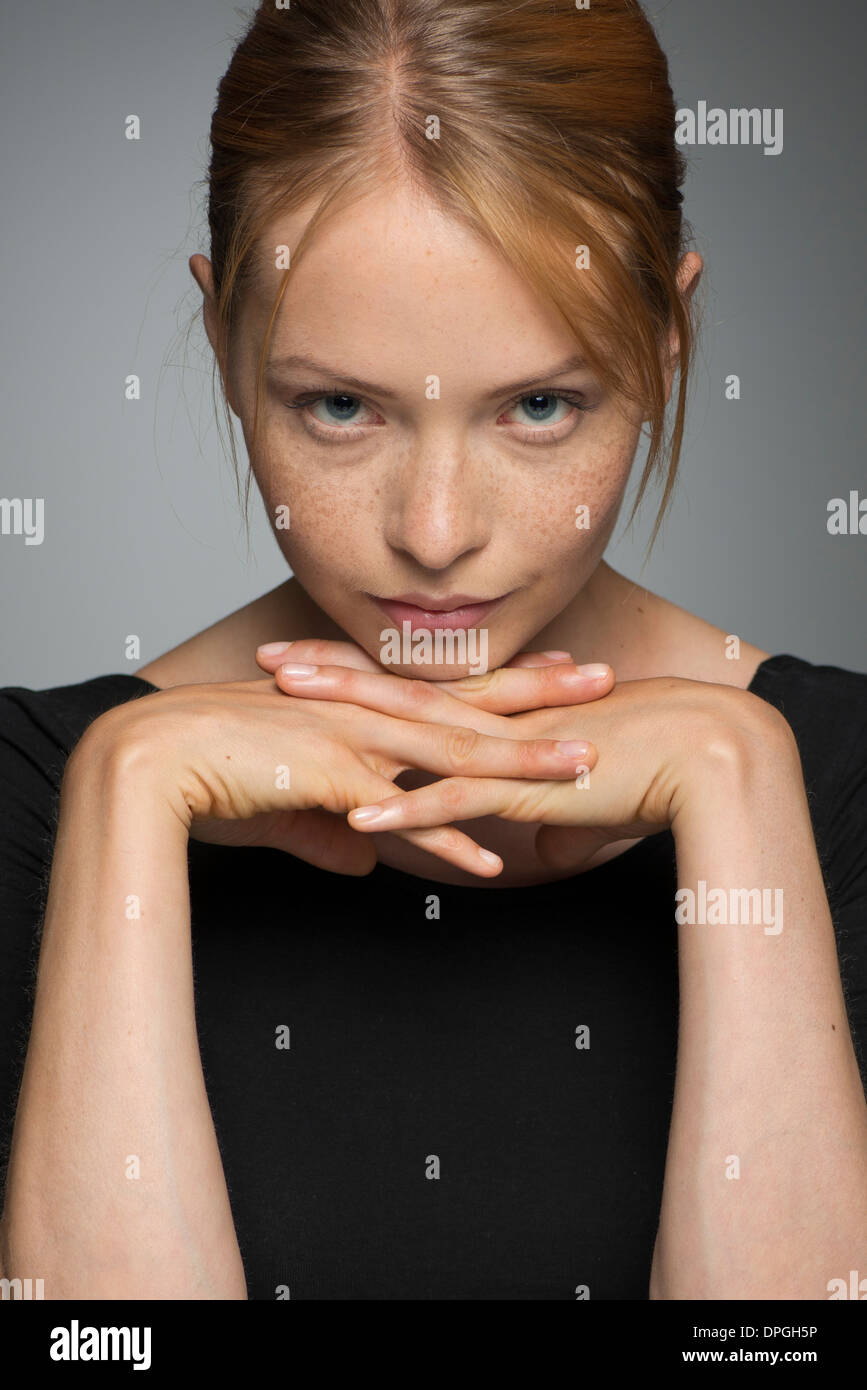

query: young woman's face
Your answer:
[222,180,650,677]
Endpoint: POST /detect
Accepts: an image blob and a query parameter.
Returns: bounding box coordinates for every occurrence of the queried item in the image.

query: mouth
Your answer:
[368,591,512,630]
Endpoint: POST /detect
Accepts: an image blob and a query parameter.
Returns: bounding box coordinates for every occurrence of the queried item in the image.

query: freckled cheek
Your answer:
[569,418,640,524]
[254,465,374,580]
[502,440,633,569]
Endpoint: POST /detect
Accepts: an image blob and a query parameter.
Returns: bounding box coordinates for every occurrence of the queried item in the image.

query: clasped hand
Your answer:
[255,637,776,876]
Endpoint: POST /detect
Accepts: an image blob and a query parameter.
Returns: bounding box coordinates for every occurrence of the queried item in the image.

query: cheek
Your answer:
[573,432,636,530]
[502,422,639,561]
[253,455,374,580]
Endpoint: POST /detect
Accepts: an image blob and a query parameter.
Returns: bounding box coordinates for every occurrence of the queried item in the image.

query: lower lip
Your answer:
[372,595,509,630]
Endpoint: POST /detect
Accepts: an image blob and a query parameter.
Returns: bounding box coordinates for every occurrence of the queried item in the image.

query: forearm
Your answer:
[0,731,246,1298]
[652,723,867,1299]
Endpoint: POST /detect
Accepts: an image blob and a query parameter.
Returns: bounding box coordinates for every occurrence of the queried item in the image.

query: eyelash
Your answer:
[282,387,597,445]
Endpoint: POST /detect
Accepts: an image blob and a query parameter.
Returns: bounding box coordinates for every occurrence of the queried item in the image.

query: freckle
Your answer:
[226,754,231,759]
[832,1023,836,1030]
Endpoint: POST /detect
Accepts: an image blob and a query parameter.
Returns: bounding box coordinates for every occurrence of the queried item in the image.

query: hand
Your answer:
[255,637,618,871]
[83,671,600,879]
[346,678,789,871]
[254,636,619,861]
[255,637,614,717]
[255,645,783,874]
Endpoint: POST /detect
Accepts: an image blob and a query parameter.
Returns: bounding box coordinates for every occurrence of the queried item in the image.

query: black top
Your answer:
[1,654,866,1300]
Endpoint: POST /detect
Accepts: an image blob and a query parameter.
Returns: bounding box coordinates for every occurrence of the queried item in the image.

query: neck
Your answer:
[531,562,657,675]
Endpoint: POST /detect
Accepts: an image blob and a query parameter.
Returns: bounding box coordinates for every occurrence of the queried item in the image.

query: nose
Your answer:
[384,434,491,571]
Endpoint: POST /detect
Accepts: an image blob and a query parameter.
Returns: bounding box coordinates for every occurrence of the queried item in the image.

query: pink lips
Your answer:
[371,592,510,630]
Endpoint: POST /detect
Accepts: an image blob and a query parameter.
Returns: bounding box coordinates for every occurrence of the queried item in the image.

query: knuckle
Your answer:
[450,669,499,696]
[401,678,433,711]
[445,724,481,766]
[428,824,463,853]
[437,778,469,814]
[515,737,542,772]
[540,664,568,695]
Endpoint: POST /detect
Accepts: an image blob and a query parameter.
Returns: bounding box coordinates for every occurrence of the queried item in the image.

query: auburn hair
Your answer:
[203,0,696,546]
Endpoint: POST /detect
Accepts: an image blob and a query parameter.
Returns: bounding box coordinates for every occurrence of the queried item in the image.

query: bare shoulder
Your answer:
[613,581,771,691]
[135,579,332,690]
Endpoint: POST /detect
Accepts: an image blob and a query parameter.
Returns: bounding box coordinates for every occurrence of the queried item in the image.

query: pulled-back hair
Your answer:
[204,0,696,546]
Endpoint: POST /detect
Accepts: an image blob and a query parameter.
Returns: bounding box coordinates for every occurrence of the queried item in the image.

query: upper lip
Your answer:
[375,592,506,612]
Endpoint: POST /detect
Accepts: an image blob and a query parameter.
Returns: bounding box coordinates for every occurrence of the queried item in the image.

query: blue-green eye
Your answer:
[310,394,365,425]
[510,393,571,425]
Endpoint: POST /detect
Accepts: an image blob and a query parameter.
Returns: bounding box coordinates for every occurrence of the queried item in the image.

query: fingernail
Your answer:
[258,641,292,655]
[280,662,319,677]
[478,848,502,866]
[555,740,590,758]
[542,650,573,660]
[350,805,386,823]
[576,663,610,678]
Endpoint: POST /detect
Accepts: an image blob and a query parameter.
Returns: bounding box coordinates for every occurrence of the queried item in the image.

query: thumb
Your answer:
[256,638,383,676]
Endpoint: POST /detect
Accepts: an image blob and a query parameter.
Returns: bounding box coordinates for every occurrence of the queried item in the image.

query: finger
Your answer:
[436,662,613,714]
[276,661,505,733]
[277,656,614,719]
[250,804,502,880]
[347,775,567,832]
[260,641,576,683]
[503,650,574,668]
[389,822,503,877]
[256,638,383,675]
[383,719,597,782]
[309,694,595,783]
[306,693,596,782]
[347,766,504,878]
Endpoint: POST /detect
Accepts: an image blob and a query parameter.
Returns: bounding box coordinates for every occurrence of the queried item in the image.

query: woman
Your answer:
[1,0,865,1301]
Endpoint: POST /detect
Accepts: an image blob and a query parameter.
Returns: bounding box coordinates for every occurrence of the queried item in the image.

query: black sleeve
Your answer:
[810,676,867,1095]
[754,659,867,1096]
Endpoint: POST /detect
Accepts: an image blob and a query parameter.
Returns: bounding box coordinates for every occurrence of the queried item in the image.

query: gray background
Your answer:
[1,0,864,689]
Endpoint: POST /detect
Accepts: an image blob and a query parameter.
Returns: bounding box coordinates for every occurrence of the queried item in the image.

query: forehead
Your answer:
[240,182,582,378]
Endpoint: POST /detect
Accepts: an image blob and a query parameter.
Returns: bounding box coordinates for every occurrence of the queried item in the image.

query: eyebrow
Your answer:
[265,352,590,399]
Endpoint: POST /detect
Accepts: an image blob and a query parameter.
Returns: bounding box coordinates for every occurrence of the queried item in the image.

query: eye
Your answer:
[506,393,571,425]
[282,391,383,442]
[308,393,376,430]
[498,390,594,443]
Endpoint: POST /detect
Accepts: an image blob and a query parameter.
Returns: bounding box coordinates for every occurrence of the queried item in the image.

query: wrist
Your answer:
[62,711,192,838]
[670,688,802,828]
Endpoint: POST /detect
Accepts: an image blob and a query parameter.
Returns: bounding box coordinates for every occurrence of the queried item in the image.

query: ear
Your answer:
[189,253,241,416]
[662,251,703,404]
